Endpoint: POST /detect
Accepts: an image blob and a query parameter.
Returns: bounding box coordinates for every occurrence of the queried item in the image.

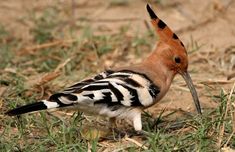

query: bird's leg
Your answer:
[109,117,117,128]
[108,117,126,140]
[130,112,153,137]
[132,111,142,131]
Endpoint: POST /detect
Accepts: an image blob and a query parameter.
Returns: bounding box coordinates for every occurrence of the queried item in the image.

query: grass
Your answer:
[187,35,205,54]
[0,1,235,152]
[141,89,235,151]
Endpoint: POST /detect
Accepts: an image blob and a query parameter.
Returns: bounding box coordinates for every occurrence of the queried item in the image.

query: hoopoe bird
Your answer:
[6,4,202,132]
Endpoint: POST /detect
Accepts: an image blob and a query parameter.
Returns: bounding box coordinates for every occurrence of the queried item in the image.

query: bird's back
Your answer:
[6,68,161,118]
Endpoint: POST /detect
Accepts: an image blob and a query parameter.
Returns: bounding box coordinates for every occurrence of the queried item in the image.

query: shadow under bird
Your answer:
[6,4,202,132]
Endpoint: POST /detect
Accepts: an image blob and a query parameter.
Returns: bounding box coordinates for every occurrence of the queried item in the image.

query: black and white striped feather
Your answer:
[6,70,160,118]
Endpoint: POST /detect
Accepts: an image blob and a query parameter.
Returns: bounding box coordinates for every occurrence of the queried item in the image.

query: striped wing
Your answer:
[49,70,160,108]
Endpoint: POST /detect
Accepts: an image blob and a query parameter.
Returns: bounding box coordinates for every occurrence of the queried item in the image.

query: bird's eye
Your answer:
[174,56,181,63]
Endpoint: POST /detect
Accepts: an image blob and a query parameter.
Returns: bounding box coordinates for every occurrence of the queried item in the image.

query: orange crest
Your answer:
[146,4,186,55]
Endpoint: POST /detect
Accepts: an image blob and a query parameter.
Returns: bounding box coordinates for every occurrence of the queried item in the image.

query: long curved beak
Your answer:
[181,71,202,114]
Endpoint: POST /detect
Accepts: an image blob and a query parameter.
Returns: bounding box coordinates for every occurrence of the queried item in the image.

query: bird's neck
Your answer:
[143,53,176,92]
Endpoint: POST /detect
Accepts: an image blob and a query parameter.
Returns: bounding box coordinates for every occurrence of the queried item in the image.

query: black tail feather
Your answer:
[5,102,48,116]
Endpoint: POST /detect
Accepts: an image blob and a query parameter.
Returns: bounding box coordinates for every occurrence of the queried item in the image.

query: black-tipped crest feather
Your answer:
[146,4,157,19]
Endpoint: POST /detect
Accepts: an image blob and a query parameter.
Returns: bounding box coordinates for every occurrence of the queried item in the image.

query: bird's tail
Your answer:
[5,92,79,116]
[5,100,63,116]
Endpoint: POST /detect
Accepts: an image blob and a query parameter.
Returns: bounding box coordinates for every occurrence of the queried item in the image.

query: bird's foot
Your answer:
[101,127,126,141]
[127,129,152,138]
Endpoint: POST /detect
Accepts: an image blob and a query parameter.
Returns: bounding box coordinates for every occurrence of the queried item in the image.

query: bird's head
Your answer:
[146,4,202,114]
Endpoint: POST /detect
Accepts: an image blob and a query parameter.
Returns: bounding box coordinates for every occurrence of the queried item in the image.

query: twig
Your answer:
[124,135,148,150]
[218,82,235,147]
[227,72,235,80]
[199,80,234,85]
[77,17,141,22]
[87,142,91,152]
[36,71,61,86]
[54,58,72,72]
[110,145,134,152]
[232,102,235,136]
[18,39,77,55]
[223,82,235,147]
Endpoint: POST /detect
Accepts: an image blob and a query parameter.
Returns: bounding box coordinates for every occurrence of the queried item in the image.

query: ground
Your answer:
[0,0,235,151]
